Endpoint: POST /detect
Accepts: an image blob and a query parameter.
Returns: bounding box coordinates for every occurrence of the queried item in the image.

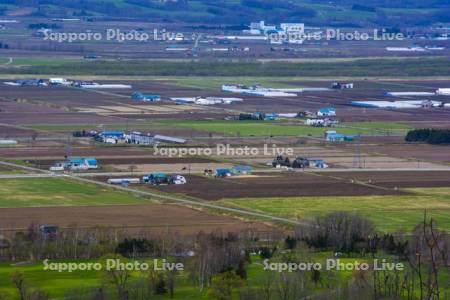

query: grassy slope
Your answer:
[0,178,151,208]
[218,188,450,232]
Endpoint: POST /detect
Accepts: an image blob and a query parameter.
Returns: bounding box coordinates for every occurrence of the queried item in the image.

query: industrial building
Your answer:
[97,131,126,144]
[131,92,161,102]
[386,91,436,97]
[350,100,442,109]
[154,135,186,144]
[96,131,186,145]
[4,79,47,86]
[325,130,354,142]
[436,88,450,95]
[222,84,300,97]
[126,132,155,145]
[171,96,243,105]
[243,21,304,36]
[49,78,72,85]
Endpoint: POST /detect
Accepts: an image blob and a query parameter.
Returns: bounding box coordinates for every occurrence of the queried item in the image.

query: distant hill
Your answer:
[1,0,449,27]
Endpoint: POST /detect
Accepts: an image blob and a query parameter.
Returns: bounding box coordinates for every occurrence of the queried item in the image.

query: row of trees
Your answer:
[405,129,450,145]
[1,212,448,300]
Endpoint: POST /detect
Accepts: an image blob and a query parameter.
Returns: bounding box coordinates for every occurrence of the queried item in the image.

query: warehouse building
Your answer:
[131,92,161,102]
[97,131,126,144]
[325,130,354,142]
[126,132,155,145]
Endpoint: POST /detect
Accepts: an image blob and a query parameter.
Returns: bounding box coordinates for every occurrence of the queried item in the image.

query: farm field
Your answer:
[149,173,405,201]
[158,120,411,137]
[1,78,449,127]
[324,171,450,188]
[1,5,450,299]
[0,178,152,208]
[218,187,450,232]
[0,204,270,235]
[0,164,26,174]
[355,143,450,164]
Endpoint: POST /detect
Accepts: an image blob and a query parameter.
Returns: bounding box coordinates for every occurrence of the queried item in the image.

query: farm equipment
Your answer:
[170,175,187,185]
[143,173,186,185]
[214,168,232,178]
[271,156,328,169]
[272,155,291,168]
[292,157,310,168]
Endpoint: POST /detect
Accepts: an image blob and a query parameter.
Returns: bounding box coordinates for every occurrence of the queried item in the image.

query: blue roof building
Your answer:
[215,168,232,177]
[317,107,336,117]
[131,92,161,102]
[325,131,354,142]
[67,157,99,170]
[231,165,253,175]
[99,131,125,139]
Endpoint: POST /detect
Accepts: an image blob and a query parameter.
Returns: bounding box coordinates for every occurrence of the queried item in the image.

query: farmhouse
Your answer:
[317,107,336,117]
[332,82,354,89]
[50,157,98,171]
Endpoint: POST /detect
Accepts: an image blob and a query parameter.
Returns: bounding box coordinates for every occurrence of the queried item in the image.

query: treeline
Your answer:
[3,58,450,77]
[405,128,450,145]
[1,212,449,300]
[315,0,448,8]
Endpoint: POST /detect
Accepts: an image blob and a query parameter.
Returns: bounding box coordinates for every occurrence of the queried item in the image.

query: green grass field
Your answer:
[0,259,209,299]
[218,188,450,232]
[2,57,449,77]
[0,254,361,299]
[159,120,410,137]
[0,178,151,208]
[7,58,83,67]
[22,120,410,136]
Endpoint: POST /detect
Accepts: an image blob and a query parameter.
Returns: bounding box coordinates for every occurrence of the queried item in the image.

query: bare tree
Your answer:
[10,270,27,300]
[102,254,131,300]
